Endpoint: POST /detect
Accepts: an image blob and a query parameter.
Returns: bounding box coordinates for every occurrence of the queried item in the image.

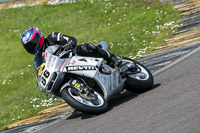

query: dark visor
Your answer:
[23,33,40,54]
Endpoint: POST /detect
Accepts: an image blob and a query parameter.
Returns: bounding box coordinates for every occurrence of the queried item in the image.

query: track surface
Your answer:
[35,48,200,133]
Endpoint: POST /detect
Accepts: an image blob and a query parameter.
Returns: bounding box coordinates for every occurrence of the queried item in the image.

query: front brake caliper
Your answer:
[70,79,83,92]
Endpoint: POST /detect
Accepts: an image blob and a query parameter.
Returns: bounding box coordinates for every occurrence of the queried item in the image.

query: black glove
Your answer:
[62,45,72,51]
[54,45,72,57]
[59,42,74,58]
[58,48,72,58]
[63,40,75,50]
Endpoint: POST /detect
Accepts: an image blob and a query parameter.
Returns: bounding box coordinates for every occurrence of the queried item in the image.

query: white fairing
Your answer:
[63,56,125,99]
[63,56,103,78]
[37,42,125,100]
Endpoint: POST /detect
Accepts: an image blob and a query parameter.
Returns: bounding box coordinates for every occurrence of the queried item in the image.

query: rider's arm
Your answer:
[46,32,77,49]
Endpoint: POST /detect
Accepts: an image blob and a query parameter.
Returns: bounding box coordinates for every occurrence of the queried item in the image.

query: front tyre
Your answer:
[123,57,154,93]
[61,87,108,115]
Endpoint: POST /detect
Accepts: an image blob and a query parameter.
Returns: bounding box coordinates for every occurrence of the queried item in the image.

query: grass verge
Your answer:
[0,0,180,130]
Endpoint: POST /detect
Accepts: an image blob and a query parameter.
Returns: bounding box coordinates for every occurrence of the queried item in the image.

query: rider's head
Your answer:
[21,27,45,55]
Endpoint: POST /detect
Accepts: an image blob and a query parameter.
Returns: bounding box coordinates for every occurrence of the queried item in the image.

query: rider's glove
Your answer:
[63,40,75,51]
[58,42,74,58]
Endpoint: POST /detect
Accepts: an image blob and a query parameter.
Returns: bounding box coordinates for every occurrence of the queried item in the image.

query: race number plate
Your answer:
[40,69,51,88]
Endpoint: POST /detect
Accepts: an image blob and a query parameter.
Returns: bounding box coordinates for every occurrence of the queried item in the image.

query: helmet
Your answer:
[21,27,45,55]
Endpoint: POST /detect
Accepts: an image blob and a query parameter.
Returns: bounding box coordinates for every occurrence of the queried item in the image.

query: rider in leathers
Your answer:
[21,27,121,69]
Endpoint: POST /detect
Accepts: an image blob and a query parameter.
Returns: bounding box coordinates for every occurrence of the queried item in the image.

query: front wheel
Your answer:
[122,57,154,93]
[61,82,108,115]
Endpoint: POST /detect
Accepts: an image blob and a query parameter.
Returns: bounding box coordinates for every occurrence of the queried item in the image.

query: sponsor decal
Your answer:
[71,80,82,91]
[103,77,107,85]
[113,72,116,89]
[75,83,80,88]
[66,65,96,71]
[51,57,56,67]
[110,80,112,90]
[101,76,107,85]
[38,63,45,78]
[58,60,66,70]
[47,55,52,67]
[67,60,76,66]
[118,73,121,84]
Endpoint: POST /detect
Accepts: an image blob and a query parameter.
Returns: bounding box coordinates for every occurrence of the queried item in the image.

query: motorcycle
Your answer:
[34,41,154,115]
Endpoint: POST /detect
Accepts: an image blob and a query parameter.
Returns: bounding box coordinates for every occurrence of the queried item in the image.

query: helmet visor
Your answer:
[23,33,40,54]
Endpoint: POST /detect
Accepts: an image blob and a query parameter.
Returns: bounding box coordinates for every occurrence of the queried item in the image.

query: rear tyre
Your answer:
[123,57,154,93]
[61,87,108,115]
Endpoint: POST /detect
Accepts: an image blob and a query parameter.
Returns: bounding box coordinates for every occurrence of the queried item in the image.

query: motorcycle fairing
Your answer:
[36,45,125,100]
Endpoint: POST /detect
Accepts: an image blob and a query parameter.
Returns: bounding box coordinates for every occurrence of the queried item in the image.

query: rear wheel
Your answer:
[122,57,154,93]
[61,79,108,115]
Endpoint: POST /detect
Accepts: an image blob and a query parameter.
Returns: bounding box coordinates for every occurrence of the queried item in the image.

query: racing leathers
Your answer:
[36,32,121,68]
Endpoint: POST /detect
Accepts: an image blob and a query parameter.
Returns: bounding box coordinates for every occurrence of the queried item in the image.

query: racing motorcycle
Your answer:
[34,41,154,115]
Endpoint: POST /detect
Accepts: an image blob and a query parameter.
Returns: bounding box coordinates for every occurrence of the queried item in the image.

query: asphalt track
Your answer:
[34,48,200,133]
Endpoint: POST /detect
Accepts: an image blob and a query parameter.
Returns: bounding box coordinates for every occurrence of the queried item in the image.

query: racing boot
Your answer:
[77,43,122,68]
[84,44,122,68]
[110,54,122,70]
[93,46,122,69]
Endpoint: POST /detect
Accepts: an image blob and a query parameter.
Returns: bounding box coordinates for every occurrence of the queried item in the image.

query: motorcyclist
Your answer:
[21,27,122,68]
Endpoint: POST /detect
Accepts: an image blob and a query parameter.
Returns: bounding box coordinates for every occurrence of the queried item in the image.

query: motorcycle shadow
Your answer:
[107,91,138,110]
[66,91,138,120]
[66,84,160,119]
[66,91,138,119]
[108,83,161,111]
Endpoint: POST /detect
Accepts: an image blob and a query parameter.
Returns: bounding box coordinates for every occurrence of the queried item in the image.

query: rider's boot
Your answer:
[76,43,122,69]
[87,44,122,68]
[110,55,122,70]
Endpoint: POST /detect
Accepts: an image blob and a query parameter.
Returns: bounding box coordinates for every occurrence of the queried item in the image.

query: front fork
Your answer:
[60,78,93,95]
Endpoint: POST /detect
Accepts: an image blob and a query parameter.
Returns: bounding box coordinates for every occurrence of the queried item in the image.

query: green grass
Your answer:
[0,0,180,130]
